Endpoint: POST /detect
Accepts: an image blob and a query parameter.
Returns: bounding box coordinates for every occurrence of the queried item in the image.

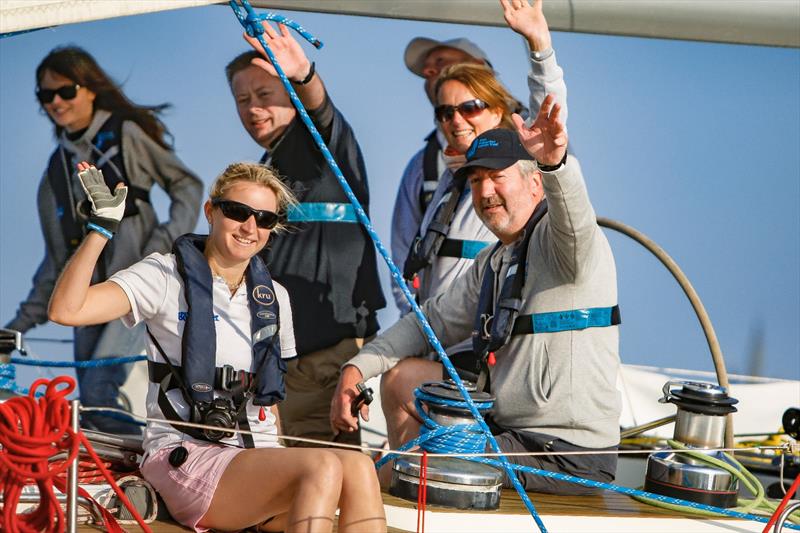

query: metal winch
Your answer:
[390,381,504,510]
[645,380,740,507]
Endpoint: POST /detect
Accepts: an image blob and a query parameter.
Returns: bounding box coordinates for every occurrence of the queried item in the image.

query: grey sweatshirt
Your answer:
[7,110,203,345]
[348,156,621,448]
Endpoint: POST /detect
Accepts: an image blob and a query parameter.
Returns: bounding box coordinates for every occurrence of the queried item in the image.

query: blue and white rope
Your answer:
[227,2,547,530]
[8,355,145,368]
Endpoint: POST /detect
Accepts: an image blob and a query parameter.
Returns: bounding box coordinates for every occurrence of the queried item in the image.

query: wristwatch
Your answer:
[531,47,554,61]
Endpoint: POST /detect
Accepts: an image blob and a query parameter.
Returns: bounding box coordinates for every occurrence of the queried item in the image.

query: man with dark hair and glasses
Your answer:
[224,21,385,447]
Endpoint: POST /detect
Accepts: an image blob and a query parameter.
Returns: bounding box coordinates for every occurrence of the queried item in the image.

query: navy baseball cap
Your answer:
[454,129,535,179]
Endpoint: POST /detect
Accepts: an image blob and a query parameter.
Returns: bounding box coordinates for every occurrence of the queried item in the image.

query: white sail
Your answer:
[0,0,220,35]
[2,0,798,48]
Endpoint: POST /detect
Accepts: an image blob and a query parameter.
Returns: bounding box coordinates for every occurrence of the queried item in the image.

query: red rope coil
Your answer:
[0,376,151,533]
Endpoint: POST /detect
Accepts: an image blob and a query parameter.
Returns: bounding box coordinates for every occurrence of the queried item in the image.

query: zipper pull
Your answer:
[412,275,420,290]
[258,406,267,422]
[488,352,496,366]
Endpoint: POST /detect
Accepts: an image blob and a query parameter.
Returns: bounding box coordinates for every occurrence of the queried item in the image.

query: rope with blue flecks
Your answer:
[226,1,549,531]
[375,389,800,529]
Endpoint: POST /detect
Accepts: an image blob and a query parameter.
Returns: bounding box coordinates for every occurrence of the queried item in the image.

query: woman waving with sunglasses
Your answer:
[4,46,203,434]
[49,161,386,532]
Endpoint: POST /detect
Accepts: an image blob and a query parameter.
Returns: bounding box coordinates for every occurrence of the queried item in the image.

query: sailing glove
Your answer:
[78,166,127,238]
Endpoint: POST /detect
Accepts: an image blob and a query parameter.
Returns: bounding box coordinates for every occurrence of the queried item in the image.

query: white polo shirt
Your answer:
[110,252,296,454]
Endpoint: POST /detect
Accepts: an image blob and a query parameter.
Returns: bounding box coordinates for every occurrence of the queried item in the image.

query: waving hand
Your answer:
[512,94,567,167]
[244,21,312,83]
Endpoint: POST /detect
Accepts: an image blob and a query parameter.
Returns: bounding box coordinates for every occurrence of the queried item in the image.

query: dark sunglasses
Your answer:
[212,199,279,229]
[36,84,81,105]
[434,99,489,122]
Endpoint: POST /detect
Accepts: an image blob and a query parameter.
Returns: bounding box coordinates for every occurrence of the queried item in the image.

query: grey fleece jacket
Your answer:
[7,110,203,347]
[348,156,621,448]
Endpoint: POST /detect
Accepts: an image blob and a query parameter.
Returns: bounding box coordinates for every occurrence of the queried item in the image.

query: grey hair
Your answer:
[517,159,540,178]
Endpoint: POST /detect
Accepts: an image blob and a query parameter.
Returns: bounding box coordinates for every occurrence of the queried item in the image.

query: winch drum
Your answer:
[644,380,740,508]
[389,381,503,510]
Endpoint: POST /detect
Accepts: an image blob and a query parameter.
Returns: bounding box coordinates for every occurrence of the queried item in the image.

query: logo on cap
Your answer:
[467,138,500,159]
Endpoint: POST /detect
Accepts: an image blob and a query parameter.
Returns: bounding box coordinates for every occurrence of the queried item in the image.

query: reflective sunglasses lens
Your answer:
[219,202,251,223]
[36,89,56,104]
[255,211,279,229]
[434,105,455,122]
[36,85,79,104]
[459,100,485,118]
[58,85,78,100]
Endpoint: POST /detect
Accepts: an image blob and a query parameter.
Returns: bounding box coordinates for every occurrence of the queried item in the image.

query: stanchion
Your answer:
[67,399,79,532]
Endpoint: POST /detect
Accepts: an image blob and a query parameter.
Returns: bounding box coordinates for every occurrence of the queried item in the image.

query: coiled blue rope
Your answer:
[376,387,800,528]
[227,2,547,531]
[376,388,492,470]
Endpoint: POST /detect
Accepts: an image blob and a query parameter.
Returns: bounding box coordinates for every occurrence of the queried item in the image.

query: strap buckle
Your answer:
[219,364,250,392]
[479,313,493,340]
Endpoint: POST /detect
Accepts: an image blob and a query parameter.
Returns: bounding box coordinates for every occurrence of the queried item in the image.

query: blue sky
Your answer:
[1,5,798,387]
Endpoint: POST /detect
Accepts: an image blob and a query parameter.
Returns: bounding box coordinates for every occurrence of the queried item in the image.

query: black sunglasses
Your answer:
[212,199,279,229]
[434,99,489,122]
[36,84,81,105]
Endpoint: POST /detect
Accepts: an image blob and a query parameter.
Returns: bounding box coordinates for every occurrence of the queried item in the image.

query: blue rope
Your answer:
[0,363,29,395]
[226,2,548,530]
[469,458,800,529]
[373,390,799,529]
[375,388,491,469]
[8,355,146,368]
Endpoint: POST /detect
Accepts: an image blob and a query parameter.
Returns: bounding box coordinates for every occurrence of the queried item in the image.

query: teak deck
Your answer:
[78,489,718,532]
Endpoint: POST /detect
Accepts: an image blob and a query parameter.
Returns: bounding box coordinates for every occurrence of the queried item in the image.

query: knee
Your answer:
[306,451,344,489]
[380,359,418,407]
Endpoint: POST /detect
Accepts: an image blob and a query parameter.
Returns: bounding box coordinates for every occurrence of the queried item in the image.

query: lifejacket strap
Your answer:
[510,305,621,335]
[287,202,357,223]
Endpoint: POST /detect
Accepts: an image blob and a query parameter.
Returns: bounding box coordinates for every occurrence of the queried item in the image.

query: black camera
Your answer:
[192,397,237,441]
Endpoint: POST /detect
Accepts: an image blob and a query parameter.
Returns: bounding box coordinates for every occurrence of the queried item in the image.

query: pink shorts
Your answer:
[140,441,243,531]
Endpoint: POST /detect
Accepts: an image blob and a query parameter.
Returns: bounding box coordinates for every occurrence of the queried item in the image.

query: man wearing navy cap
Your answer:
[334,95,622,494]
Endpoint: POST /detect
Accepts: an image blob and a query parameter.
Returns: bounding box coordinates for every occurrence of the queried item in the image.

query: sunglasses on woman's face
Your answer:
[36,84,81,105]
[212,199,279,229]
[434,99,489,122]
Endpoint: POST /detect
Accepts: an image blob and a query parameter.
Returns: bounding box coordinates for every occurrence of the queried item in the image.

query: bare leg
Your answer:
[379,358,442,486]
[200,447,344,532]
[326,449,386,533]
[380,358,442,449]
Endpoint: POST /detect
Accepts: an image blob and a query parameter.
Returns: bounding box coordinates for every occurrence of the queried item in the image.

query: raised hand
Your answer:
[513,94,567,167]
[244,21,313,83]
[500,0,552,51]
[77,162,127,236]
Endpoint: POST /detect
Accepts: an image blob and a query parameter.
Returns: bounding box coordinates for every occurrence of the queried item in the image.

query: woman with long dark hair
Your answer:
[4,46,203,433]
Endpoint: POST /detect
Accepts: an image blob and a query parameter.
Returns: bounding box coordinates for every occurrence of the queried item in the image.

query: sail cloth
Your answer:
[0,0,220,35]
[2,0,799,48]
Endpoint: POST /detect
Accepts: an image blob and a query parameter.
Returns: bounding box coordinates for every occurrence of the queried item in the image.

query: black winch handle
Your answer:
[351,382,374,418]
